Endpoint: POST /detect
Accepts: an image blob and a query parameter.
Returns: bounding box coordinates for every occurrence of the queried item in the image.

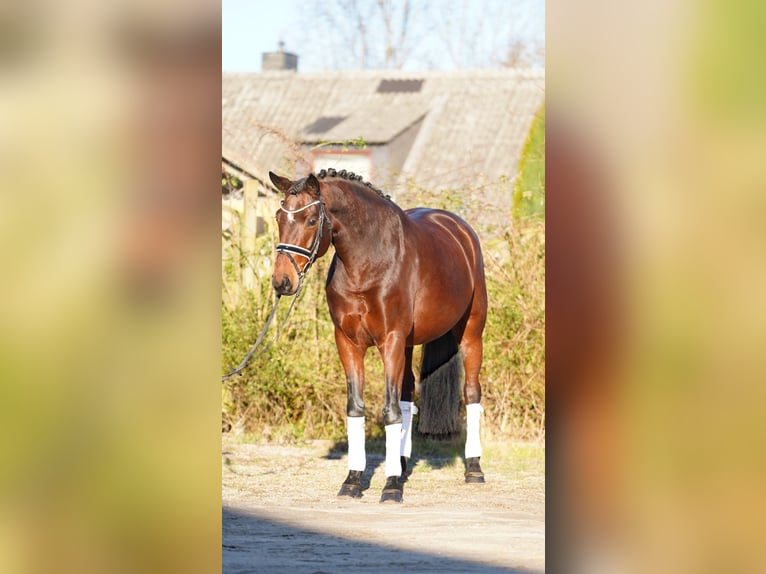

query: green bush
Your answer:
[222,242,354,441]
[513,104,545,219]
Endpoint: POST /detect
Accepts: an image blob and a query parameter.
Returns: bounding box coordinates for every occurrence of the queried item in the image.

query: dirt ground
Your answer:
[222,435,545,573]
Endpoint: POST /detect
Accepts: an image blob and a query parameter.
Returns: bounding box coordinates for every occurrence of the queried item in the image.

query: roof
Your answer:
[222,68,544,192]
[303,98,431,144]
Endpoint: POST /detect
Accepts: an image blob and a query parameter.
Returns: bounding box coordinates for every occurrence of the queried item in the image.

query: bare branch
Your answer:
[302,0,542,71]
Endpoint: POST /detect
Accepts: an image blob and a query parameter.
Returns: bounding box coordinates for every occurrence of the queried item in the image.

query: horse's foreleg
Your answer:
[335,330,367,498]
[380,333,406,502]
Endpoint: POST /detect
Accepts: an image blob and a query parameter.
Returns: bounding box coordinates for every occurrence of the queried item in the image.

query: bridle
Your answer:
[276,198,332,287]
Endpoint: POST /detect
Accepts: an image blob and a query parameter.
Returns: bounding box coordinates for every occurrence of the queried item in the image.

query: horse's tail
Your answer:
[417,331,462,435]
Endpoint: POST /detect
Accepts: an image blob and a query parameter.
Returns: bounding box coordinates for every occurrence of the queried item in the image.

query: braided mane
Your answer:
[316,168,392,202]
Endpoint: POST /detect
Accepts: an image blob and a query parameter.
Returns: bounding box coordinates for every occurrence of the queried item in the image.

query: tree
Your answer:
[431,0,544,69]
[303,0,419,70]
[301,0,543,71]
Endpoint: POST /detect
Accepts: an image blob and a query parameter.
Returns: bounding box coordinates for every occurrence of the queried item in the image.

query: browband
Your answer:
[278,199,323,213]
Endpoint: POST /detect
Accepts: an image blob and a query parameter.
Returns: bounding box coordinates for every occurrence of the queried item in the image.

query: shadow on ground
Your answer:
[223,506,535,574]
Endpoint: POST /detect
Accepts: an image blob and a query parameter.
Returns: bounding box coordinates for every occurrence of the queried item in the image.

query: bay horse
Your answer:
[269,169,487,503]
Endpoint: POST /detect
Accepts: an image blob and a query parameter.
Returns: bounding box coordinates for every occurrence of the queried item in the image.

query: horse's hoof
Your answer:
[465,472,485,484]
[337,482,363,497]
[337,470,363,498]
[380,476,403,503]
[400,456,409,482]
[465,456,486,484]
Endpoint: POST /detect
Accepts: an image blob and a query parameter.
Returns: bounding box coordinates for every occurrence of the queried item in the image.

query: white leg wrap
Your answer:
[399,401,418,458]
[384,423,403,477]
[347,416,366,471]
[465,403,484,458]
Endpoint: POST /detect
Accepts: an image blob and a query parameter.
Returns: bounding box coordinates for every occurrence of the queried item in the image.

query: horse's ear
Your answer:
[305,173,321,197]
[269,171,292,193]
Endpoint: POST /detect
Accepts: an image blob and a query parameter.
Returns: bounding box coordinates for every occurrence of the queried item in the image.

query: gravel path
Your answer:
[222,437,544,573]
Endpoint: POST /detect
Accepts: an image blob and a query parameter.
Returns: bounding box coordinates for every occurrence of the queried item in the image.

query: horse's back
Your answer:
[404,208,484,273]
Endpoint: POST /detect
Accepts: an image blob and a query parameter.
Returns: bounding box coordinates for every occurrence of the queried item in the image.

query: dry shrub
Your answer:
[482,218,545,439]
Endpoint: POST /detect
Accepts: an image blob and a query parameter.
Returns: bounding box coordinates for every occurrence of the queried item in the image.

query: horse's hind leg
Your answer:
[456,294,487,484]
[399,347,418,482]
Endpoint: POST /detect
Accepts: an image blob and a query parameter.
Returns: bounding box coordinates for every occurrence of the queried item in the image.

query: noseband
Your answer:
[276,199,332,284]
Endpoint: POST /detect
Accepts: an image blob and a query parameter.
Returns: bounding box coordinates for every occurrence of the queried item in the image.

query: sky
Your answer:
[222,0,545,72]
[222,0,297,72]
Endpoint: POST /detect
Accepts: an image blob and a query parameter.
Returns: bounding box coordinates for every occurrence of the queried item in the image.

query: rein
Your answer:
[222,197,331,381]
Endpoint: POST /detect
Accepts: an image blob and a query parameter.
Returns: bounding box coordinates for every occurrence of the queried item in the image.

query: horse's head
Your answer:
[269,171,333,296]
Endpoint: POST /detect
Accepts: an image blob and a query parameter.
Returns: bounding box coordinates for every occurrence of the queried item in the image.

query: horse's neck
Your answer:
[326,184,403,272]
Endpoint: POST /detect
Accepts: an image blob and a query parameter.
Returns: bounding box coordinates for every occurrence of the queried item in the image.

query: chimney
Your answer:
[262,41,298,71]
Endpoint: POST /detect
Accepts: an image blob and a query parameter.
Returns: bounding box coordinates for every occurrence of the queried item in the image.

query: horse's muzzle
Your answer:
[272,274,297,296]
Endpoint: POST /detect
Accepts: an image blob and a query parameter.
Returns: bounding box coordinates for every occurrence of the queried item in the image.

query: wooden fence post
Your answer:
[241,180,261,291]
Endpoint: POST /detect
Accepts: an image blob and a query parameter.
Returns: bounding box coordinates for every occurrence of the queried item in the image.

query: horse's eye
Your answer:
[307,218,317,227]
